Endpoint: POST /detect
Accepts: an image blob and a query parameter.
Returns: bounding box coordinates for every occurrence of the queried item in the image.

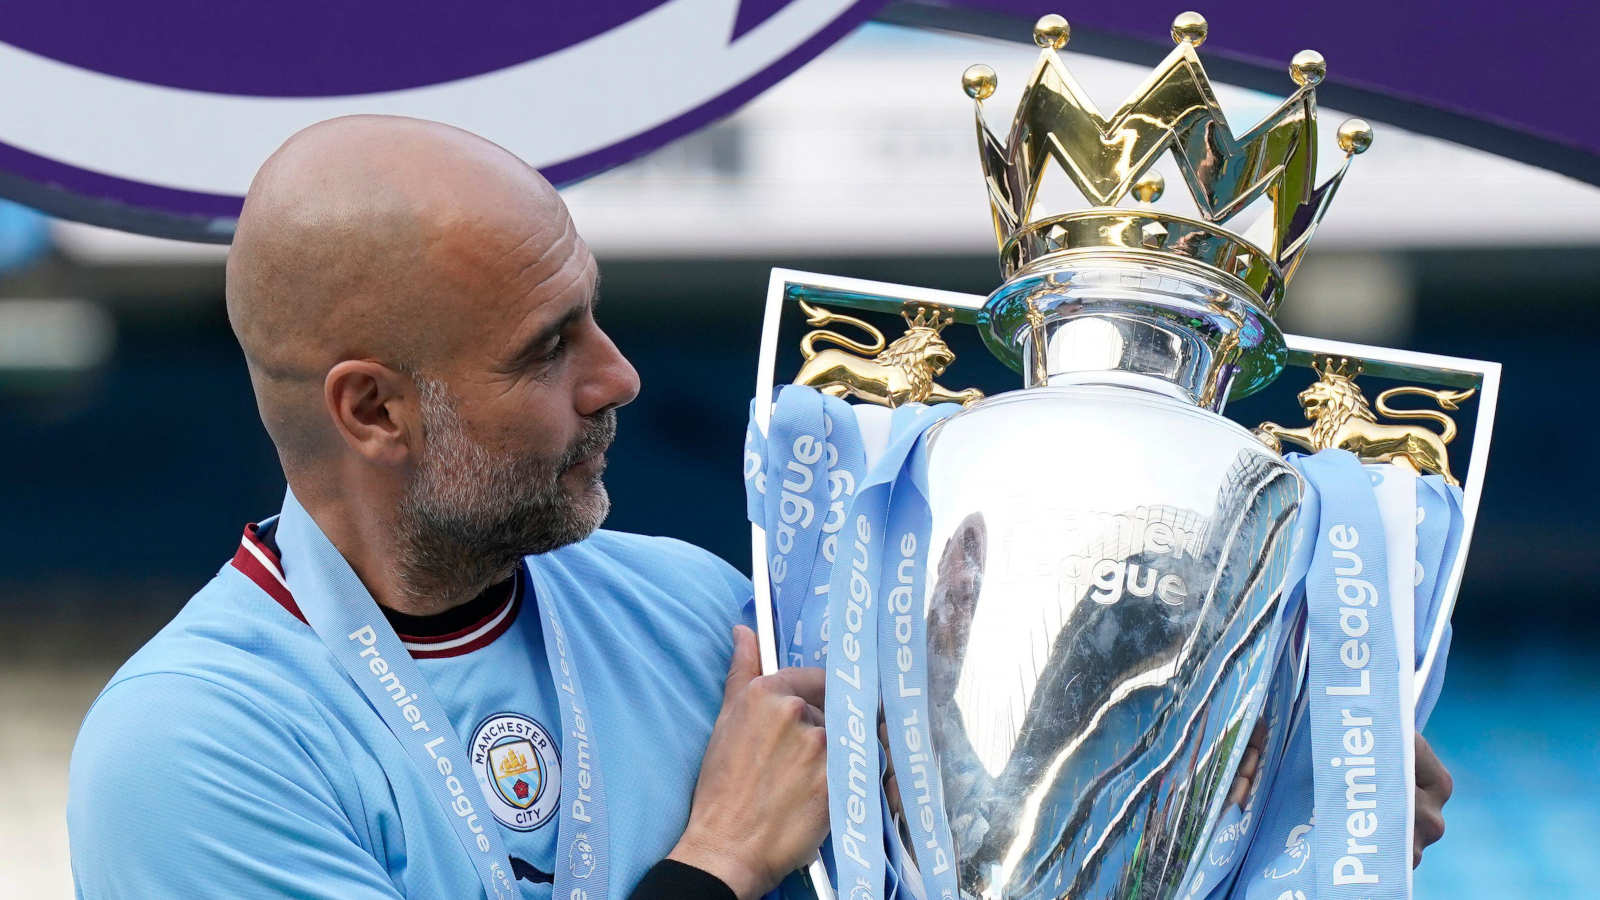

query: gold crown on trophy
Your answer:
[903,304,956,332]
[963,11,1372,314]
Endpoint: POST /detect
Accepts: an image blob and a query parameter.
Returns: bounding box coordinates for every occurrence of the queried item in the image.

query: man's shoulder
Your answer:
[535,531,755,639]
[69,632,393,898]
[95,563,334,732]
[543,530,752,601]
[567,528,731,564]
[71,566,367,861]
[71,607,345,843]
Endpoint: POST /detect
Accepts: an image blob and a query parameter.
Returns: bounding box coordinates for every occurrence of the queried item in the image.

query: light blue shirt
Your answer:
[69,515,753,899]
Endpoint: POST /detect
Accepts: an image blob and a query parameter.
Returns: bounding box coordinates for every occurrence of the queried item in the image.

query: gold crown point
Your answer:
[1313,355,1363,380]
[1033,14,1070,50]
[1131,171,1165,204]
[1289,49,1326,87]
[1337,118,1374,154]
[1171,11,1208,47]
[962,64,998,100]
[904,304,954,331]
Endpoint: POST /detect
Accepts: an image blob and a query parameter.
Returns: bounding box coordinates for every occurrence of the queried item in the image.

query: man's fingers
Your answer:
[1414,795,1446,868]
[1411,734,1450,868]
[1415,797,1446,846]
[766,665,826,709]
[802,702,825,728]
[1226,774,1250,808]
[724,625,762,701]
[1238,744,1262,779]
[1414,734,1453,799]
[1248,718,1270,751]
[1226,719,1270,808]
[1227,743,1262,808]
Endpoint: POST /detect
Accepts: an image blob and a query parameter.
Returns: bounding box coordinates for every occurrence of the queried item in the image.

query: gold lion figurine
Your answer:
[792,301,983,408]
[1256,357,1474,485]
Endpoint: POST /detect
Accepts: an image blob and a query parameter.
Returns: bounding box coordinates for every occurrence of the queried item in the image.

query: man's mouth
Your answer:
[563,412,617,472]
[570,447,608,471]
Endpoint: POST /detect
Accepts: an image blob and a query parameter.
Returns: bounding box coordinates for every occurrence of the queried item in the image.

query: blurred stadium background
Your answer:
[3,23,1597,897]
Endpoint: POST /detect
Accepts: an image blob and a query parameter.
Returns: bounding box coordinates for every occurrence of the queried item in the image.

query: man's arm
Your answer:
[629,859,739,900]
[69,672,404,900]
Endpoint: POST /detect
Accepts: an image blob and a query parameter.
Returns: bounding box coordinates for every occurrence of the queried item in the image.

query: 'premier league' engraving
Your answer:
[993,505,1211,609]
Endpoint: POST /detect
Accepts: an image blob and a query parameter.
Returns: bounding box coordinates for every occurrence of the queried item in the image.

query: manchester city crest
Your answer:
[470,713,561,831]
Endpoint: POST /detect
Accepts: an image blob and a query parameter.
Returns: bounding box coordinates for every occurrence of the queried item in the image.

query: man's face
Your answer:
[398,207,639,565]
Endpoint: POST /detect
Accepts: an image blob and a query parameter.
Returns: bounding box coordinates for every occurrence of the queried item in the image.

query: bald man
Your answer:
[67,116,828,900]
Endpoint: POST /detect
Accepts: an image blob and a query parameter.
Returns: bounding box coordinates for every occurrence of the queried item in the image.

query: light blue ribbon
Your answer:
[744,399,769,526]
[747,388,868,668]
[875,425,962,900]
[749,390,960,900]
[824,404,952,900]
[1227,452,1463,900]
[761,385,832,659]
[804,396,868,668]
[274,490,520,899]
[1412,478,1463,728]
[526,563,613,900]
[1299,453,1408,899]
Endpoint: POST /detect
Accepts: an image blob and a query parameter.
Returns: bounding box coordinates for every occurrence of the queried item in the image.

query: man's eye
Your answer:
[539,336,567,362]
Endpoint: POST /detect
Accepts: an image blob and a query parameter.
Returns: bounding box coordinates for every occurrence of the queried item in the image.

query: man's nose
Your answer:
[579,327,640,416]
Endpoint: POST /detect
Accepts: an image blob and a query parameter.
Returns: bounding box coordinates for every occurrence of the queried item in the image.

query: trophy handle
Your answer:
[752,271,835,899]
[1281,334,1500,698]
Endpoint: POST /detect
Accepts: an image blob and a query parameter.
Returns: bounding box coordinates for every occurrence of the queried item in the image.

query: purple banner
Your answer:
[0,0,1593,241]
[893,0,1597,185]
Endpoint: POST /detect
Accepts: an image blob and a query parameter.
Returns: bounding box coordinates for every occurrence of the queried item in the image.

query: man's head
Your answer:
[226,115,639,598]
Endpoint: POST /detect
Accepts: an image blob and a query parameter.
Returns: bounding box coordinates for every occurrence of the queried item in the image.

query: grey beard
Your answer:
[395,376,615,609]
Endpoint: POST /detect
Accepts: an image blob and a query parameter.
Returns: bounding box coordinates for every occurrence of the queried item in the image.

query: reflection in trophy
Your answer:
[783,11,1377,898]
[923,408,1297,897]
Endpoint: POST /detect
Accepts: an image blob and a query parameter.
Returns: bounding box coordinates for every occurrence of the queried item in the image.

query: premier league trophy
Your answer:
[742,12,1498,900]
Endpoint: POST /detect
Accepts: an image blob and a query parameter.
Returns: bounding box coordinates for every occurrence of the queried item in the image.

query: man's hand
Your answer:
[1414,734,1452,867]
[1228,722,1452,869]
[668,626,829,900]
[1226,719,1271,809]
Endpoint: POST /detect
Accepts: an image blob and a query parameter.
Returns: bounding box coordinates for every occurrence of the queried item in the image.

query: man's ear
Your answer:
[324,360,417,467]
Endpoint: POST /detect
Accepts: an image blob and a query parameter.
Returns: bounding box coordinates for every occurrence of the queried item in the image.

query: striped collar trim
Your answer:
[229,523,522,659]
[233,523,302,622]
[393,571,523,659]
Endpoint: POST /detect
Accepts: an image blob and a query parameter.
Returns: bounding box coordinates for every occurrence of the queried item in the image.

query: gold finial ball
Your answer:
[1289,49,1326,86]
[962,64,997,100]
[1131,171,1165,204]
[1337,118,1374,154]
[1033,14,1070,49]
[1171,11,1208,47]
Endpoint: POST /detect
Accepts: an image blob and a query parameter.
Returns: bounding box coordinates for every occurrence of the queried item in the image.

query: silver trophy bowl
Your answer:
[918,254,1301,899]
